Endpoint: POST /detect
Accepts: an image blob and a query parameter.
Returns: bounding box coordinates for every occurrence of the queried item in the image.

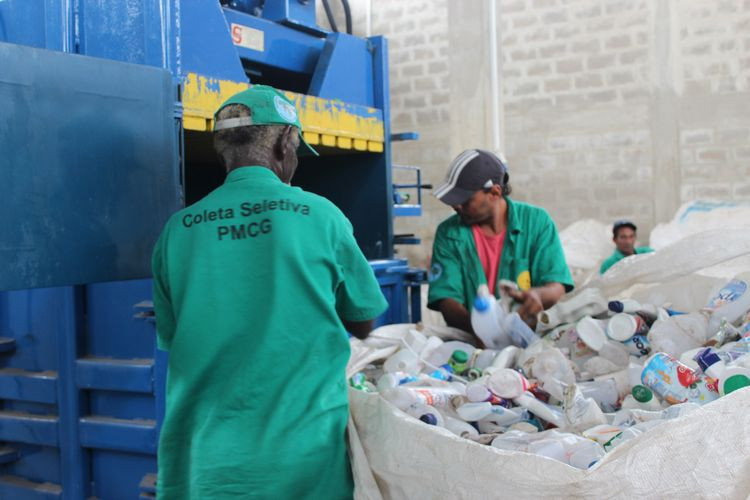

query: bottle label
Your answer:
[706,279,748,310]
[415,389,453,407]
[641,353,694,405]
[622,335,651,357]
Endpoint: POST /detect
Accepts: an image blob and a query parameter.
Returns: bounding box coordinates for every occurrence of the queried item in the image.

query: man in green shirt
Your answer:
[428,149,573,332]
[151,85,388,499]
[599,219,654,274]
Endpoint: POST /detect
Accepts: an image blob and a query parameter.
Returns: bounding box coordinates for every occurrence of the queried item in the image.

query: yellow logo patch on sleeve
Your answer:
[517,270,531,291]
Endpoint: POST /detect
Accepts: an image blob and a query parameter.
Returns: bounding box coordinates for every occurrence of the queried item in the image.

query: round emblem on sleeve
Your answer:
[274,95,298,123]
[516,270,531,291]
[428,262,443,282]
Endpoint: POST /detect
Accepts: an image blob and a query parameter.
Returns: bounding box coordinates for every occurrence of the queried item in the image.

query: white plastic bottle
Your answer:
[695,348,750,396]
[456,402,525,427]
[482,345,520,375]
[537,288,608,331]
[503,312,540,348]
[443,416,479,437]
[471,285,512,349]
[577,316,630,367]
[513,392,566,428]
[487,369,529,399]
[473,349,499,371]
[405,404,445,426]
[620,386,662,411]
[382,386,462,410]
[608,299,660,323]
[706,272,750,334]
[383,349,421,374]
[531,348,576,401]
[578,379,619,412]
[465,381,508,405]
[648,312,710,358]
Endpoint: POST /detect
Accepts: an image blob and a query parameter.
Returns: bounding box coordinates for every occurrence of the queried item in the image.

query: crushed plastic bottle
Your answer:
[362,284,750,471]
[537,288,609,331]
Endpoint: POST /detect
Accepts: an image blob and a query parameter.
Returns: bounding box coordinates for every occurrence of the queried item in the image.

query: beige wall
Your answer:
[323,0,750,267]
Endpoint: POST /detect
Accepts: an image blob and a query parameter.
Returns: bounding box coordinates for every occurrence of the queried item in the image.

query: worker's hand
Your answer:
[502,287,543,328]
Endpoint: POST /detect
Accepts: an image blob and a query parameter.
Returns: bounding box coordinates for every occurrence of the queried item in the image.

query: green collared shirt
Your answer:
[427,197,574,311]
[599,246,654,274]
[152,166,387,499]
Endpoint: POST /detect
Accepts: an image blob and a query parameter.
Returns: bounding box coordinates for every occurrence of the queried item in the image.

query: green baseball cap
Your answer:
[213,84,318,156]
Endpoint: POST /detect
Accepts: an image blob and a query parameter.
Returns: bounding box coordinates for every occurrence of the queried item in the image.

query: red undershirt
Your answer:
[471,225,506,295]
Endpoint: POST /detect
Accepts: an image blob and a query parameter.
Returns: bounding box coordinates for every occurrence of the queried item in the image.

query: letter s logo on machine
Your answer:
[274,96,298,123]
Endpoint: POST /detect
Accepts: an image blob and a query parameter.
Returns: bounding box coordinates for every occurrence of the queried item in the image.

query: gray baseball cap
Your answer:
[433,149,509,206]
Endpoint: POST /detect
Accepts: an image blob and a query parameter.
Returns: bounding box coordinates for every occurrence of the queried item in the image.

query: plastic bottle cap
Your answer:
[606,313,636,341]
[451,350,469,364]
[608,300,625,313]
[419,414,438,425]
[695,348,722,373]
[631,384,653,403]
[722,374,750,395]
[474,296,490,312]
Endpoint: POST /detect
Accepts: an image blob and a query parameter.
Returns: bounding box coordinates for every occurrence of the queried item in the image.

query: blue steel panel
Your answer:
[78,0,174,69]
[0,370,57,404]
[1,445,61,487]
[0,288,64,371]
[76,358,154,393]
[393,205,423,217]
[92,452,156,500]
[0,42,181,290]
[179,1,248,81]
[88,391,156,421]
[309,32,374,106]
[0,446,20,464]
[79,417,158,454]
[221,8,325,75]
[261,0,320,34]
[0,413,58,446]
[0,476,62,499]
[0,337,17,353]
[86,280,156,358]
[56,286,87,498]
[0,0,72,51]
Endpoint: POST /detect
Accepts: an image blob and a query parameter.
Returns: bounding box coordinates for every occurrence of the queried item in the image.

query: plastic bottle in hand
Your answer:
[471,284,511,349]
[503,312,540,348]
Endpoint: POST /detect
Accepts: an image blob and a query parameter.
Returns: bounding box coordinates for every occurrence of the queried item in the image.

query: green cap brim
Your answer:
[298,130,319,157]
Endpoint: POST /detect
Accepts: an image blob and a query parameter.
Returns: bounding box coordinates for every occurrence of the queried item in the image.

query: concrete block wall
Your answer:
[678,1,750,202]
[337,0,750,266]
[499,0,656,228]
[370,0,454,265]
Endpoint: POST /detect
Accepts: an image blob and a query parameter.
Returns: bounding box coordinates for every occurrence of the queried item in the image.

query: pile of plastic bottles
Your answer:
[349,272,750,469]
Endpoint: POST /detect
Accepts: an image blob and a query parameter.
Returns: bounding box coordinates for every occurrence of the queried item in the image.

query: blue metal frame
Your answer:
[0,1,426,497]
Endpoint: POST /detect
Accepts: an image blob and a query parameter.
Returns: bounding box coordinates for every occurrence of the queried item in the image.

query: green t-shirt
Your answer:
[599,246,654,274]
[427,197,574,311]
[152,166,387,500]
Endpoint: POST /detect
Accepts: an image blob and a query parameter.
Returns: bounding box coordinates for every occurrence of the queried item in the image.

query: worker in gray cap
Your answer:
[428,149,573,333]
[599,220,654,274]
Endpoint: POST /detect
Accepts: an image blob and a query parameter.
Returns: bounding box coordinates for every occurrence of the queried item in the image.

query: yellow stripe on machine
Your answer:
[182,72,385,153]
